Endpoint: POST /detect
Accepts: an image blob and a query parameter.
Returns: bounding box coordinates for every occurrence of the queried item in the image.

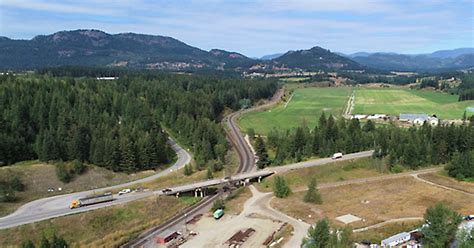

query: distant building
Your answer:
[96,77,119,80]
[381,232,411,247]
[367,114,387,120]
[352,114,368,120]
[399,113,438,126]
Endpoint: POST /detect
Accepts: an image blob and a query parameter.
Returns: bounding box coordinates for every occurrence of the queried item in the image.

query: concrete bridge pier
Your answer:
[195,188,203,198]
[258,176,262,183]
[176,192,180,198]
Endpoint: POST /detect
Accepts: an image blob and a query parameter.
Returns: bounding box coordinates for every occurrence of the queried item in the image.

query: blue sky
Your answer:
[0,0,472,57]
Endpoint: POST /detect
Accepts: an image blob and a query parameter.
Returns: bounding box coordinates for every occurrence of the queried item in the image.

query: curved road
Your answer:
[0,138,191,229]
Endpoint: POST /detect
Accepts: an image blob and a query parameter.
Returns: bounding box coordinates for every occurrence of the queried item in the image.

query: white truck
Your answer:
[332,152,343,159]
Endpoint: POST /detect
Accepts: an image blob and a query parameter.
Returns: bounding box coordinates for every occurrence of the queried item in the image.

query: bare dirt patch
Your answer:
[182,214,282,248]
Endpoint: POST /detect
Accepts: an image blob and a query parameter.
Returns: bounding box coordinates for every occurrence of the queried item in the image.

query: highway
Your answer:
[0,138,191,229]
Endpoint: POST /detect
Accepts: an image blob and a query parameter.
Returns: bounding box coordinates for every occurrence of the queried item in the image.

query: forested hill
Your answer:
[0,30,255,71]
[270,46,365,71]
[351,53,474,72]
[0,29,366,72]
[0,73,278,171]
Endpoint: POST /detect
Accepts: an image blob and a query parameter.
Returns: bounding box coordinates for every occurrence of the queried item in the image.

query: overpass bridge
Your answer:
[156,170,274,197]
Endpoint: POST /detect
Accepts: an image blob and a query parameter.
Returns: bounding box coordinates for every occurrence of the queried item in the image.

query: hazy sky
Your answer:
[1,0,473,57]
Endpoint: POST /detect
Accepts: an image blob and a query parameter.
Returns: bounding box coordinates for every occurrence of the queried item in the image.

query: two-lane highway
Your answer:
[0,138,191,229]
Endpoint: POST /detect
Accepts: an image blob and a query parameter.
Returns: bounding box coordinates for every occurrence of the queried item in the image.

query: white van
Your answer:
[332,153,343,159]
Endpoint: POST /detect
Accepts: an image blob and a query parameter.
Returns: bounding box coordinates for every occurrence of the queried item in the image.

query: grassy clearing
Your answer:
[239,87,351,135]
[418,171,474,194]
[279,77,310,82]
[256,158,386,192]
[0,162,157,217]
[352,220,423,243]
[271,177,474,230]
[354,88,474,119]
[0,195,191,247]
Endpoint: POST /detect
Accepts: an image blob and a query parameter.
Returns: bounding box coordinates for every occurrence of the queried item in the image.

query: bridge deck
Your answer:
[157,170,274,195]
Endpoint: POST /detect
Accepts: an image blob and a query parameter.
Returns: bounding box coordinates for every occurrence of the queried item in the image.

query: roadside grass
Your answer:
[0,195,192,247]
[239,87,351,135]
[178,196,202,207]
[418,171,474,194]
[224,187,252,215]
[353,88,474,120]
[138,148,239,192]
[271,177,474,230]
[352,220,423,244]
[256,158,386,192]
[0,162,158,217]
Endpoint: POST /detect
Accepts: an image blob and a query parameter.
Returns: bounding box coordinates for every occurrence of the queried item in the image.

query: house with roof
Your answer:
[399,113,438,126]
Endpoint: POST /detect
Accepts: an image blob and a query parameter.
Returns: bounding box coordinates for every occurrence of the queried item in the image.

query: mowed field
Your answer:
[354,89,474,120]
[239,87,351,135]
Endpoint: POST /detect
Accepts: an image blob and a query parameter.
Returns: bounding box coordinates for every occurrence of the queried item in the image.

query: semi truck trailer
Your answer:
[70,192,114,209]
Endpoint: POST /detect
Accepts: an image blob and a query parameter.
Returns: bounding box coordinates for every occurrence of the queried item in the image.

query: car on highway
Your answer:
[332,152,343,159]
[162,188,173,193]
[118,188,132,195]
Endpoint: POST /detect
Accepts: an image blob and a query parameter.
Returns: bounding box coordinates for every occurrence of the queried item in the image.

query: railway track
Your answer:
[122,90,283,247]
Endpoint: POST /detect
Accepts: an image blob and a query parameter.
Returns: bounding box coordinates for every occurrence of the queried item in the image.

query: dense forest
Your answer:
[0,73,278,172]
[458,73,474,101]
[339,72,418,85]
[255,113,474,179]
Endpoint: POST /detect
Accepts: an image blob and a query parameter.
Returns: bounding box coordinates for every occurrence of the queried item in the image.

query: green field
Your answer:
[353,89,474,120]
[239,87,351,134]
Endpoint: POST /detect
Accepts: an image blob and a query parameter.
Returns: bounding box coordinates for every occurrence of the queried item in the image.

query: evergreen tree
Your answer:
[206,166,213,179]
[21,240,35,248]
[51,234,68,248]
[422,203,462,248]
[302,218,330,248]
[39,236,50,248]
[273,176,291,198]
[255,136,270,169]
[72,159,86,174]
[304,177,322,204]
[183,164,193,176]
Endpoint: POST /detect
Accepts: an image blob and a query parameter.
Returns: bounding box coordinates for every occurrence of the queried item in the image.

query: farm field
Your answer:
[353,89,474,120]
[239,87,351,135]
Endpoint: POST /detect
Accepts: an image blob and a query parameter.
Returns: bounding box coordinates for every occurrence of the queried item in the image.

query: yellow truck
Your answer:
[70,192,114,209]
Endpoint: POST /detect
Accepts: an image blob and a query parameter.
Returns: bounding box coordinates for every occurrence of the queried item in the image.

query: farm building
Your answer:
[366,114,387,120]
[381,232,411,247]
[352,114,368,120]
[399,113,438,126]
